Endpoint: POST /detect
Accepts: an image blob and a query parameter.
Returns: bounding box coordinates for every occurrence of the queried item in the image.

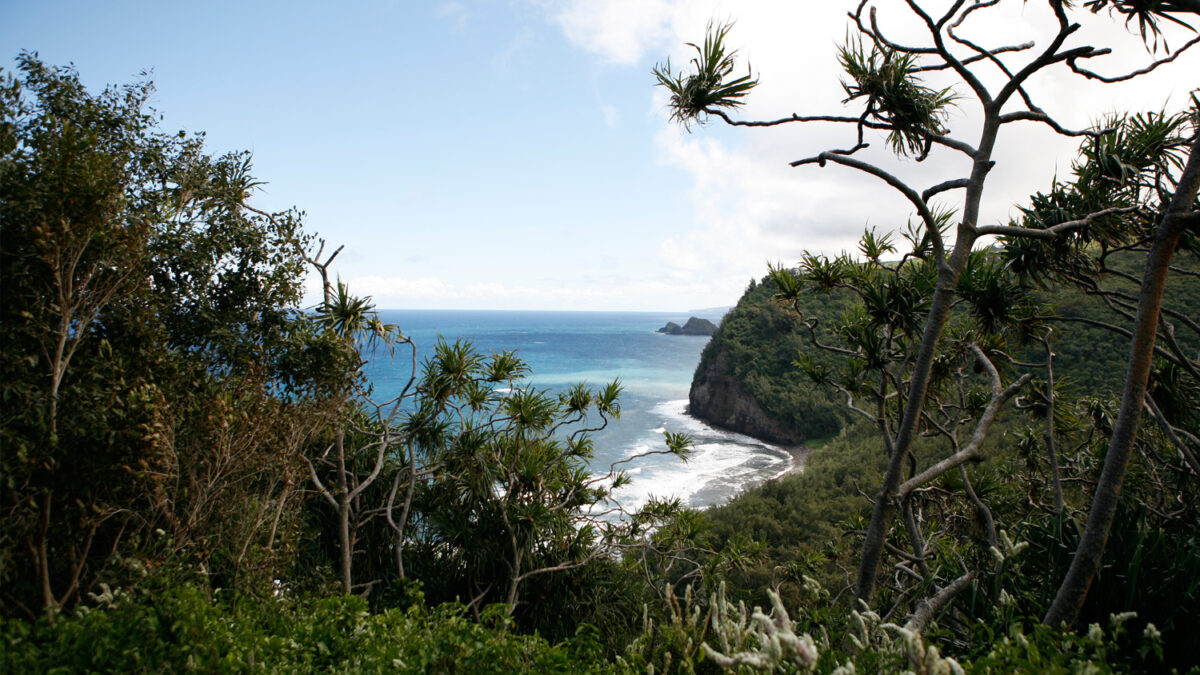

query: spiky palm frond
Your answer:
[1002,108,1192,285]
[1076,109,1191,200]
[319,280,374,338]
[797,252,852,292]
[958,251,1037,336]
[859,227,897,262]
[902,208,955,259]
[768,262,806,300]
[594,379,622,418]
[1083,0,1198,52]
[839,38,957,157]
[653,21,758,128]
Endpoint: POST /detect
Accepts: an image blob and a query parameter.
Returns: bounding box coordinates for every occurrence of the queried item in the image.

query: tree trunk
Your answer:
[338,493,352,594]
[853,115,1000,605]
[1043,132,1200,627]
[37,493,55,617]
[1042,335,1066,514]
[334,428,353,594]
[854,242,976,602]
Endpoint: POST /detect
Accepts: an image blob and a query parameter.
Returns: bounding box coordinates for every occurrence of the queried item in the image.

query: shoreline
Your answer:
[782,444,812,476]
[759,443,810,485]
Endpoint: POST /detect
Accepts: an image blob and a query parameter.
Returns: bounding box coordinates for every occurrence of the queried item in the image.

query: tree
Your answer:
[291,271,696,616]
[0,55,333,617]
[656,3,1198,620]
[1002,110,1200,625]
[274,233,699,617]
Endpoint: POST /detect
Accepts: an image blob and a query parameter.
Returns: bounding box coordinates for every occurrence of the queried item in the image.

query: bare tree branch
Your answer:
[1068,34,1200,83]
[709,108,889,129]
[791,152,944,256]
[905,570,978,633]
[923,178,971,202]
[996,109,1113,137]
[975,206,1142,238]
[1143,394,1200,478]
[898,347,1032,499]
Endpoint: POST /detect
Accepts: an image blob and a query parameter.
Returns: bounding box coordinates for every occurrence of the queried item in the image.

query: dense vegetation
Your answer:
[697,249,1200,445]
[692,277,854,442]
[4,0,1200,671]
[654,0,1200,668]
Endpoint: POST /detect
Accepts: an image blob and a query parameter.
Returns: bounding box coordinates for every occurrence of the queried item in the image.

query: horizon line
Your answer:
[369,307,732,314]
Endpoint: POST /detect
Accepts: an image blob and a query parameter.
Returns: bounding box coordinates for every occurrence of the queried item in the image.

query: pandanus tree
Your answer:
[411,340,639,614]
[299,261,412,595]
[767,228,1046,629]
[294,247,696,607]
[1001,107,1200,626]
[656,1,1199,626]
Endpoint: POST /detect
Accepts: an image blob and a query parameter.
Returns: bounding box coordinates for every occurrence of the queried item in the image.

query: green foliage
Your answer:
[0,54,335,617]
[7,5,1200,665]
[967,613,1173,674]
[619,572,1184,674]
[699,211,1198,665]
[390,340,629,611]
[1003,110,1195,280]
[653,21,759,128]
[694,274,853,444]
[705,242,1200,454]
[0,584,616,673]
[704,421,881,591]
[838,38,956,157]
[1005,466,1200,669]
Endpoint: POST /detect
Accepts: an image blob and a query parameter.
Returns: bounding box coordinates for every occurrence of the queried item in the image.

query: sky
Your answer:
[2,1,1196,311]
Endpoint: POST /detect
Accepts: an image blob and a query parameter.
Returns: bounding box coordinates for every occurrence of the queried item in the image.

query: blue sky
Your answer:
[3,1,1196,311]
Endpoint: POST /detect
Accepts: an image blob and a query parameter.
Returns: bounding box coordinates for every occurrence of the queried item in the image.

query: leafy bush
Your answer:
[0,584,616,673]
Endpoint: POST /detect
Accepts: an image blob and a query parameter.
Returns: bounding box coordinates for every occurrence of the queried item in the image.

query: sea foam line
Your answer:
[606,399,796,511]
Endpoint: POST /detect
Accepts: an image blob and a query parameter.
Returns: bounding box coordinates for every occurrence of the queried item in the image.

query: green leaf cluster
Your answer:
[0,54,343,616]
[838,38,956,157]
[653,21,759,128]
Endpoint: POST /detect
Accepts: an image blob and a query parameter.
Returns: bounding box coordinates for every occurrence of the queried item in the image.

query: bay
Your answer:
[361,310,794,510]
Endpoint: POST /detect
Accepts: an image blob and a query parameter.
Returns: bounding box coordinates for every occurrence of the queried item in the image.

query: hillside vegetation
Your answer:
[692,250,1200,445]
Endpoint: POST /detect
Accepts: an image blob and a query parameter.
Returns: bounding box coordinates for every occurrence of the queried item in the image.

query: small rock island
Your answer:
[657,316,718,336]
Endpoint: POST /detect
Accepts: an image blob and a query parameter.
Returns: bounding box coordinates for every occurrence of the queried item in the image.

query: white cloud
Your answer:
[546,0,1199,293]
[549,0,682,66]
[304,271,743,312]
[353,275,456,298]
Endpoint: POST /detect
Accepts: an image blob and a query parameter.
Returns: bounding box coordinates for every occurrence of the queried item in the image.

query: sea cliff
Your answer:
[689,349,801,445]
[685,276,847,446]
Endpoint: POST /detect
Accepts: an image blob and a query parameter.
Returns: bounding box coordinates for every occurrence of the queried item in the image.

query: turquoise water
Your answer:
[361,310,793,510]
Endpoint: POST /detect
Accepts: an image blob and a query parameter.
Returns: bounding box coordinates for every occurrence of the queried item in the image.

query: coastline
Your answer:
[781,444,812,477]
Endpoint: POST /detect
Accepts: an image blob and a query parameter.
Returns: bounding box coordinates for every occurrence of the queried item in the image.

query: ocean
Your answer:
[361,310,795,511]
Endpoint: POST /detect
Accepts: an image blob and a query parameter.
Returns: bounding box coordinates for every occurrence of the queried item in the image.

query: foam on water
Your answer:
[605,400,794,511]
[362,310,795,515]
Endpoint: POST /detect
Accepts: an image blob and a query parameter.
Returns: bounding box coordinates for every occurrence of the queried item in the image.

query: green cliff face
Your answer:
[688,277,849,444]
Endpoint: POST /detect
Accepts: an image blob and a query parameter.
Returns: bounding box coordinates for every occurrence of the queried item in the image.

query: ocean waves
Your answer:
[363,310,786,514]
[603,400,796,512]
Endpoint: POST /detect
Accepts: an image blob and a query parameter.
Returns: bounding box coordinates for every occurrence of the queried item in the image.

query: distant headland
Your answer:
[657,316,718,336]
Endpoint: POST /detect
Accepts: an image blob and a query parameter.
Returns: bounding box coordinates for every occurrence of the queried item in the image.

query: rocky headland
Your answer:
[688,349,802,445]
[657,316,718,336]
[684,276,846,448]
